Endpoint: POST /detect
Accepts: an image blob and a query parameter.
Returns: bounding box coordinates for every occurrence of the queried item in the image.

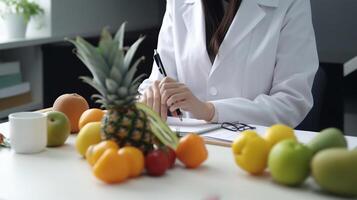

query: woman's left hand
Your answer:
[159,77,215,121]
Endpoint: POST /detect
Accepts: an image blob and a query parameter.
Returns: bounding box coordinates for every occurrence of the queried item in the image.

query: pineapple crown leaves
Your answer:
[67,22,146,109]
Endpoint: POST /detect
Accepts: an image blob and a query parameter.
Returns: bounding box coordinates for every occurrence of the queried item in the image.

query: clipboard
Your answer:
[168,117,233,147]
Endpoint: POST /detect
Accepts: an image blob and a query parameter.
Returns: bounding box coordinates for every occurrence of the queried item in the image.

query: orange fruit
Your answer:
[176,134,208,169]
[78,108,105,130]
[53,93,89,133]
[93,149,129,184]
[118,147,145,178]
[86,140,119,166]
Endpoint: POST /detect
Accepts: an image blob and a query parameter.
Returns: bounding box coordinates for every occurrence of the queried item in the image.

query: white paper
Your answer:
[167,117,221,135]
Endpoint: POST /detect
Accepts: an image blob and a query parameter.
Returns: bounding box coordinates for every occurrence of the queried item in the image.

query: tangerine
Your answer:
[53,93,89,133]
[78,108,105,130]
[118,147,144,178]
[93,149,129,184]
[86,140,119,166]
[176,134,208,169]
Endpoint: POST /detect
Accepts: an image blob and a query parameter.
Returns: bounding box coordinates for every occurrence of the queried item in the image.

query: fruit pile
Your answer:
[82,133,207,183]
[232,124,357,197]
[77,119,208,183]
[51,93,208,184]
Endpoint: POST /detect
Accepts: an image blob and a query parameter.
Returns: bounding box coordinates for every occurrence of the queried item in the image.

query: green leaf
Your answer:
[100,27,112,41]
[91,94,104,100]
[98,28,120,67]
[6,0,44,23]
[114,100,125,106]
[79,76,106,96]
[131,74,145,86]
[106,94,118,102]
[95,99,108,108]
[114,22,127,49]
[123,36,145,72]
[105,78,118,93]
[122,56,145,87]
[69,37,109,85]
[75,52,106,85]
[117,87,128,97]
[76,37,109,76]
[109,66,122,84]
[112,50,125,76]
[129,82,141,96]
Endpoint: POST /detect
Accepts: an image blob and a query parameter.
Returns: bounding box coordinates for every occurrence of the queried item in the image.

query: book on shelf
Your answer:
[0,61,22,89]
[0,91,32,110]
[0,61,20,75]
[0,82,30,99]
[0,73,22,89]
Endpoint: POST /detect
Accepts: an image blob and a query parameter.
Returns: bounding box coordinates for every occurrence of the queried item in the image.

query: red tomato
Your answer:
[145,149,169,176]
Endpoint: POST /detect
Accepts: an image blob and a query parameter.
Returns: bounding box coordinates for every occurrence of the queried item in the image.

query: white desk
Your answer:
[0,122,356,200]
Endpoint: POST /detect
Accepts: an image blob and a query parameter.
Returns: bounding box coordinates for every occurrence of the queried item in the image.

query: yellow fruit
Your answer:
[232,130,269,175]
[86,140,119,166]
[78,108,105,130]
[118,147,144,177]
[93,149,130,184]
[75,122,102,157]
[265,124,296,150]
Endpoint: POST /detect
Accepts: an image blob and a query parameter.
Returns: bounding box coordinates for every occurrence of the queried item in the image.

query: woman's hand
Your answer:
[159,77,215,121]
[139,80,168,120]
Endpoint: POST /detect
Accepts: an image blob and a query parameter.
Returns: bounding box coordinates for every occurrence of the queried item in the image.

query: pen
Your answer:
[153,49,183,121]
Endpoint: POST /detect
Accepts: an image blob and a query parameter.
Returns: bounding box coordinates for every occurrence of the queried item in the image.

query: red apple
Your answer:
[145,149,169,176]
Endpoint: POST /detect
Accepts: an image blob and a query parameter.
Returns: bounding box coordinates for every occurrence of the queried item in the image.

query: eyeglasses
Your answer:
[221,122,256,132]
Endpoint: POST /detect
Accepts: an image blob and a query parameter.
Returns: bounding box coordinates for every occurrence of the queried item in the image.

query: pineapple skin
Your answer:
[101,105,155,154]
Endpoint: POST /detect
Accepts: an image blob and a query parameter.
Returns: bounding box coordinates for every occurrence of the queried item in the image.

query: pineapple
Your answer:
[69,23,177,153]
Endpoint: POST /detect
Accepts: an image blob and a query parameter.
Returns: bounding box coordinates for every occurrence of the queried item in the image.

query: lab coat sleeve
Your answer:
[138,0,179,94]
[210,0,319,127]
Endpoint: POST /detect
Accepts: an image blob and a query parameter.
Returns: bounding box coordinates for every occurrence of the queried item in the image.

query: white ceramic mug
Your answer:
[9,112,47,154]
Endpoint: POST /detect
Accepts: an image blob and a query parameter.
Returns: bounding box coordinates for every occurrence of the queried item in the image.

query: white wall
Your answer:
[311,0,357,63]
[2,0,162,40]
[51,0,162,37]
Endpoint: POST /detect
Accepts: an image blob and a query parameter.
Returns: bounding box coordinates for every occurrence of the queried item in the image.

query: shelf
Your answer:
[0,100,43,119]
[0,31,102,50]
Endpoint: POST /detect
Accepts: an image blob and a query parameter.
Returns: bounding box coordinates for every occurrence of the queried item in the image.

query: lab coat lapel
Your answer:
[210,0,267,76]
[182,0,212,74]
[182,0,196,34]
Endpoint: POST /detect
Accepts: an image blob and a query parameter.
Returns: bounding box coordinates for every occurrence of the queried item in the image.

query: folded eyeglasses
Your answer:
[220,122,256,132]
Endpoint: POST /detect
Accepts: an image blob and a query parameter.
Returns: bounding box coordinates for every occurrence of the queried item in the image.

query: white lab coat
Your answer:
[139,0,319,127]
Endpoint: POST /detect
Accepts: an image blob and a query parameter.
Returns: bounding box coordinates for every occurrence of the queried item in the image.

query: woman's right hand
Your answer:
[139,80,168,120]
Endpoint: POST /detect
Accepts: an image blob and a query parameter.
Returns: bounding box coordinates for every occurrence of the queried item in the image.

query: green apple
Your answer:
[268,139,313,186]
[312,148,357,197]
[308,128,347,155]
[47,111,71,147]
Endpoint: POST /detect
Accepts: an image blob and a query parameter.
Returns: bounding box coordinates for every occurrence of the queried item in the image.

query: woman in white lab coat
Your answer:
[139,0,319,127]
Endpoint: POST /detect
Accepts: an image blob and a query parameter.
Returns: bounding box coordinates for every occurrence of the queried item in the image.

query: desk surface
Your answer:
[0,122,356,200]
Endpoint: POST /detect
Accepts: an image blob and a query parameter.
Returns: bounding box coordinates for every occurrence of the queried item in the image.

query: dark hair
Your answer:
[202,0,242,57]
